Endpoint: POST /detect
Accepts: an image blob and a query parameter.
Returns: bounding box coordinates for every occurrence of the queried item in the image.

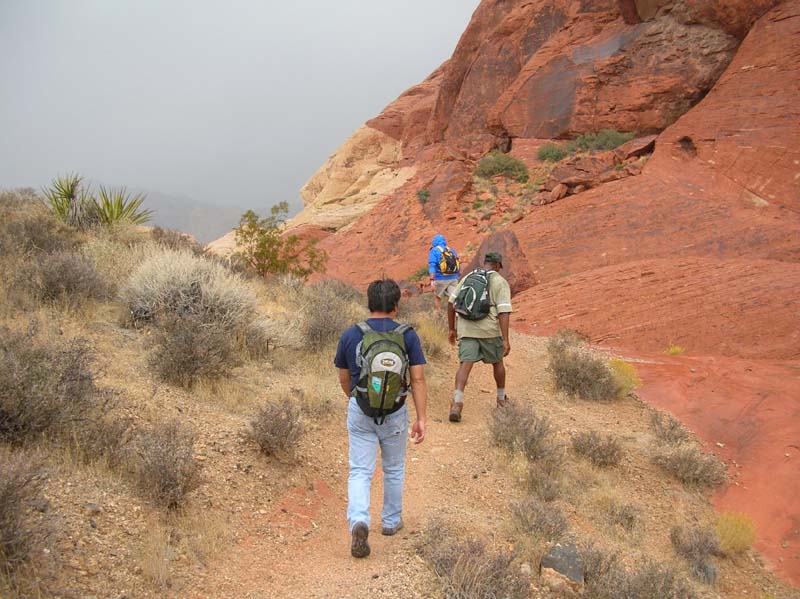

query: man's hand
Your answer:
[410,418,426,444]
[430,279,436,291]
[448,330,457,346]
[503,338,511,356]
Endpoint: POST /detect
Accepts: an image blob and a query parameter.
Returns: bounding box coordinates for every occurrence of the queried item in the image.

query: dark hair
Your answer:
[367,279,401,313]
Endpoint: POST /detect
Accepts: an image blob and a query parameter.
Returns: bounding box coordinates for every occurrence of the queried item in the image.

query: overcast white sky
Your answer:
[0,1,479,217]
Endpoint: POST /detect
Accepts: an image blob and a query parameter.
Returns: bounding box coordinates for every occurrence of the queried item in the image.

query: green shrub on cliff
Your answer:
[474,151,529,183]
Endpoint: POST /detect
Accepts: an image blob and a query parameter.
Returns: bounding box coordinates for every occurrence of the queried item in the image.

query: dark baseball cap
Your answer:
[484,252,503,266]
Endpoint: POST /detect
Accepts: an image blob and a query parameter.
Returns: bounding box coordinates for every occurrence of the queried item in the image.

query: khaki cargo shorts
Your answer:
[458,336,504,364]
[434,279,458,299]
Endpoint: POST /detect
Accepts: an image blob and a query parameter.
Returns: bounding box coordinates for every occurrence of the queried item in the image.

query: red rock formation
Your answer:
[458,230,536,295]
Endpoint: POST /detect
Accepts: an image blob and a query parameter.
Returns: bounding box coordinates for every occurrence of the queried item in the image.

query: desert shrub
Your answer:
[489,401,560,464]
[572,431,623,467]
[584,546,695,599]
[120,248,257,330]
[567,130,634,153]
[417,189,430,204]
[0,197,81,256]
[19,251,111,305]
[148,314,239,388]
[243,318,272,359]
[417,519,529,599]
[608,359,641,398]
[150,226,205,254]
[716,512,756,555]
[510,497,568,542]
[405,311,448,361]
[537,143,568,162]
[132,421,202,510]
[670,525,719,584]
[548,341,621,401]
[474,151,529,182]
[604,498,639,532]
[80,238,159,293]
[652,444,726,488]
[249,399,305,457]
[234,203,327,279]
[0,451,47,579]
[664,345,685,356]
[0,325,112,446]
[408,267,429,282]
[301,279,364,350]
[651,412,690,445]
[526,463,562,502]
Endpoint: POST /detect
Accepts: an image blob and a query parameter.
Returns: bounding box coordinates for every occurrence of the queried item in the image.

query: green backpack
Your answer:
[354,321,411,424]
[453,268,492,320]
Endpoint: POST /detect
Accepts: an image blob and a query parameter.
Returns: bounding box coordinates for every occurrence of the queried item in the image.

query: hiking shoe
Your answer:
[382,519,404,536]
[351,522,370,558]
[496,395,509,408]
[449,403,462,423]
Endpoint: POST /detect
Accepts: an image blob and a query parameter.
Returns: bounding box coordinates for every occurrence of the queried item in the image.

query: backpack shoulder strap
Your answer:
[356,321,372,335]
[393,323,412,335]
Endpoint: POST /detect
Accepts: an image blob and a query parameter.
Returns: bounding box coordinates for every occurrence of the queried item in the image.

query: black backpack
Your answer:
[453,268,492,320]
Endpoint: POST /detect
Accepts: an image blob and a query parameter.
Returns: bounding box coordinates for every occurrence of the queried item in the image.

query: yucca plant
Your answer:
[42,173,95,228]
[93,186,152,226]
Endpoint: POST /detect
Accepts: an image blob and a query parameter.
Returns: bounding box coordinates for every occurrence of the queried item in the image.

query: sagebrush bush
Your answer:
[474,151,529,182]
[301,279,364,350]
[150,226,205,254]
[537,143,568,162]
[716,512,756,555]
[148,314,239,388]
[0,195,81,256]
[651,412,690,445]
[490,401,561,464]
[417,519,529,599]
[652,444,726,488]
[583,546,696,599]
[526,462,562,502]
[0,451,46,578]
[670,525,719,584]
[249,399,305,457]
[133,421,202,510]
[121,248,257,330]
[20,251,111,305]
[80,238,158,293]
[604,498,639,532]
[548,340,622,401]
[0,325,112,446]
[510,497,568,542]
[572,431,623,467]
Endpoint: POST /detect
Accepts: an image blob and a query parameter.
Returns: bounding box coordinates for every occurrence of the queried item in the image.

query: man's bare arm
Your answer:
[498,312,511,356]
[338,368,351,398]
[408,364,427,443]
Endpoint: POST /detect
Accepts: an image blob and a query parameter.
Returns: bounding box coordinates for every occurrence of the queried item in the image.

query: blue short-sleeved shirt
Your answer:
[334,317,426,393]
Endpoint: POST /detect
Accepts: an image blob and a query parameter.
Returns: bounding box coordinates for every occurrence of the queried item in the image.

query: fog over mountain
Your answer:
[0,1,479,241]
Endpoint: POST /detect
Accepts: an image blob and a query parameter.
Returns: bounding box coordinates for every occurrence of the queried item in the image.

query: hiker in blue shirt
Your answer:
[334,278,428,558]
[428,234,460,310]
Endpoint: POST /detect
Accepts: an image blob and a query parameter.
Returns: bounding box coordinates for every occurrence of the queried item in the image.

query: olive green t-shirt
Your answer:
[449,270,513,339]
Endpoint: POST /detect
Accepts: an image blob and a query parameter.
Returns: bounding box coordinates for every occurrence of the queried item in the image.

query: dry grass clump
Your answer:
[602,497,639,532]
[132,421,203,510]
[547,335,622,401]
[652,444,726,489]
[148,314,240,389]
[301,279,365,350]
[407,311,449,360]
[510,497,568,543]
[651,412,690,444]
[571,431,623,467]
[0,451,47,584]
[716,512,756,555]
[417,519,529,599]
[248,399,305,458]
[583,544,696,599]
[490,401,561,464]
[19,250,111,305]
[0,190,82,256]
[608,359,641,398]
[80,237,159,292]
[670,525,719,584]
[0,325,113,447]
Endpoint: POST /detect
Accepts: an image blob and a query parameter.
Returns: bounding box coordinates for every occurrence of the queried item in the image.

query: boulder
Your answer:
[459,230,536,295]
[613,134,657,161]
[540,542,584,590]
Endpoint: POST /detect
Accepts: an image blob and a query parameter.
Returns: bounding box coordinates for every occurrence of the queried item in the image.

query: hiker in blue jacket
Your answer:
[428,234,460,310]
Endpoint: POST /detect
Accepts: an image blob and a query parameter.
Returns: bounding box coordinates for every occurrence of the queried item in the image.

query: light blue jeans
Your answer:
[346,397,408,533]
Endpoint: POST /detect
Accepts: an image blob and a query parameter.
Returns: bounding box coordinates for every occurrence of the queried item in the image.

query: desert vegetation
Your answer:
[474,150,529,182]
[537,129,635,162]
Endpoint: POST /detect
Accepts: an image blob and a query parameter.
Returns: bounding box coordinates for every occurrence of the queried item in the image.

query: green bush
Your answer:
[567,129,635,153]
[474,151,529,182]
[537,143,568,162]
[234,203,327,280]
[417,189,430,204]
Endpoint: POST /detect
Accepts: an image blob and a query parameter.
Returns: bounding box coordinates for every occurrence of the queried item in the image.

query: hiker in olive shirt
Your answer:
[446,252,512,422]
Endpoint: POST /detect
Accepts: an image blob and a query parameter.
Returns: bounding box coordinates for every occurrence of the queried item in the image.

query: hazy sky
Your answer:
[0,1,478,218]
